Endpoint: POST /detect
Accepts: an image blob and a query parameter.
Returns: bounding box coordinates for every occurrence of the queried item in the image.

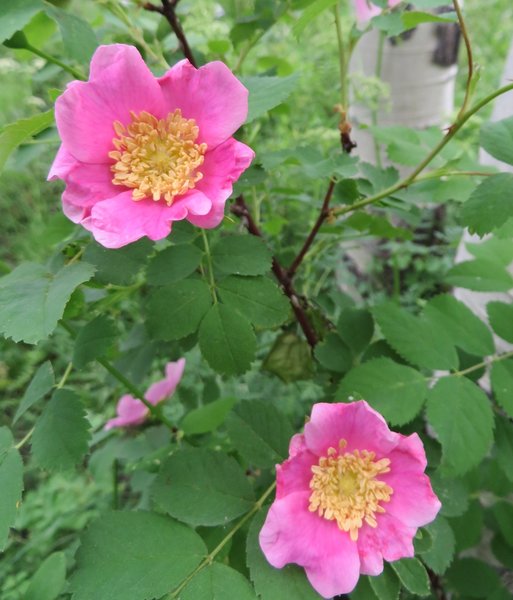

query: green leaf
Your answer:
[421,517,455,575]
[446,558,501,598]
[73,315,117,369]
[337,358,428,426]
[151,448,254,526]
[487,301,513,343]
[242,74,299,123]
[451,500,482,552]
[263,331,313,383]
[199,304,256,375]
[44,3,97,63]
[0,0,42,43]
[147,279,212,341]
[372,302,458,370]
[181,397,237,436]
[351,578,378,600]
[445,259,513,292]
[226,400,294,468]
[495,414,513,482]
[0,427,24,551]
[337,307,374,355]
[423,295,494,357]
[69,511,206,600]
[212,235,272,276]
[390,558,430,596]
[369,565,400,600]
[480,115,513,166]
[293,0,339,37]
[217,275,289,328]
[146,244,203,285]
[462,174,513,236]
[492,501,513,546]
[0,261,95,344]
[0,110,54,173]
[25,552,66,600]
[182,563,257,600]
[31,389,91,471]
[402,10,456,29]
[247,511,324,600]
[314,333,352,373]
[13,361,54,424]
[426,377,494,476]
[84,239,153,286]
[431,474,469,517]
[491,360,513,418]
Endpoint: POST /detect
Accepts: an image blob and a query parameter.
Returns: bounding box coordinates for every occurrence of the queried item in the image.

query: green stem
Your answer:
[56,362,73,389]
[333,5,348,110]
[168,481,277,599]
[25,42,85,80]
[333,81,513,217]
[201,230,218,303]
[372,30,386,168]
[453,0,474,119]
[15,427,34,450]
[450,350,513,378]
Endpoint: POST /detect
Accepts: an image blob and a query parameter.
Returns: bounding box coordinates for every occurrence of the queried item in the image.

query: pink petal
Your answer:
[276,447,318,500]
[159,60,249,148]
[145,358,186,405]
[259,492,361,598]
[104,394,148,430]
[48,145,77,180]
[304,401,400,458]
[187,138,254,229]
[55,44,165,163]
[354,0,401,21]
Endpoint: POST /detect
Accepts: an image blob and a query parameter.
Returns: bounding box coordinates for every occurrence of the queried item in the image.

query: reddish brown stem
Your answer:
[143,0,197,67]
[287,179,335,279]
[231,196,318,347]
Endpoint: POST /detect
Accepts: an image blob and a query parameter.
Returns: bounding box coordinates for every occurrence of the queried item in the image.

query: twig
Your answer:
[287,180,335,279]
[453,0,474,119]
[143,0,197,67]
[427,566,448,600]
[231,196,318,347]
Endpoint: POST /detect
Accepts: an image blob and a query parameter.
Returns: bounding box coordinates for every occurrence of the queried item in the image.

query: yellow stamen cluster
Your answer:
[309,439,393,541]
[109,109,207,205]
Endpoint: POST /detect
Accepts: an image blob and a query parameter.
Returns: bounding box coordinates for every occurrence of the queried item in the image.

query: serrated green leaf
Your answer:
[337,358,428,425]
[314,332,352,373]
[480,115,513,166]
[247,511,324,600]
[423,295,494,356]
[44,3,97,63]
[487,301,513,344]
[421,517,455,575]
[217,275,289,328]
[182,563,257,600]
[25,552,66,600]
[262,331,313,383]
[13,361,54,424]
[495,414,513,482]
[212,236,272,276]
[147,279,212,341]
[181,397,237,436]
[0,110,54,172]
[373,302,458,370]
[31,389,91,471]
[337,307,374,355]
[492,502,513,546]
[369,564,400,600]
[0,0,42,44]
[199,303,256,375]
[242,74,299,122]
[292,0,338,37]
[0,427,24,551]
[491,360,513,418]
[390,558,430,596]
[151,448,254,526]
[445,259,513,292]
[462,174,513,236]
[146,244,203,285]
[0,261,95,344]
[226,400,294,468]
[431,474,469,517]
[73,315,117,369]
[84,239,153,286]
[446,558,501,598]
[426,377,494,476]
[69,511,206,600]
[467,236,513,266]
[450,500,482,552]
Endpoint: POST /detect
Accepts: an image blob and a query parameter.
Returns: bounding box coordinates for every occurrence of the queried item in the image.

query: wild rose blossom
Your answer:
[105,359,185,430]
[259,401,440,598]
[354,0,402,22]
[49,44,254,248]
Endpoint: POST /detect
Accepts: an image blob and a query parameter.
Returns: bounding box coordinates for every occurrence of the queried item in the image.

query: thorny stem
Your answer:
[201,229,218,303]
[168,481,277,599]
[144,0,197,67]
[453,0,474,120]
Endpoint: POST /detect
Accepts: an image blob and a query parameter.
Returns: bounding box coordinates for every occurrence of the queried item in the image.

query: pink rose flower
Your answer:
[49,44,254,248]
[259,401,440,598]
[354,0,402,22]
[105,358,185,430]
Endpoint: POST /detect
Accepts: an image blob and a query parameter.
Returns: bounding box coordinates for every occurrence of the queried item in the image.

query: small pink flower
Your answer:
[259,401,440,598]
[354,0,402,22]
[49,44,254,248]
[105,359,185,430]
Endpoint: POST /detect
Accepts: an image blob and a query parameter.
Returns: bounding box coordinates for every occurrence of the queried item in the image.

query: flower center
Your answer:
[308,439,393,541]
[109,109,207,205]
